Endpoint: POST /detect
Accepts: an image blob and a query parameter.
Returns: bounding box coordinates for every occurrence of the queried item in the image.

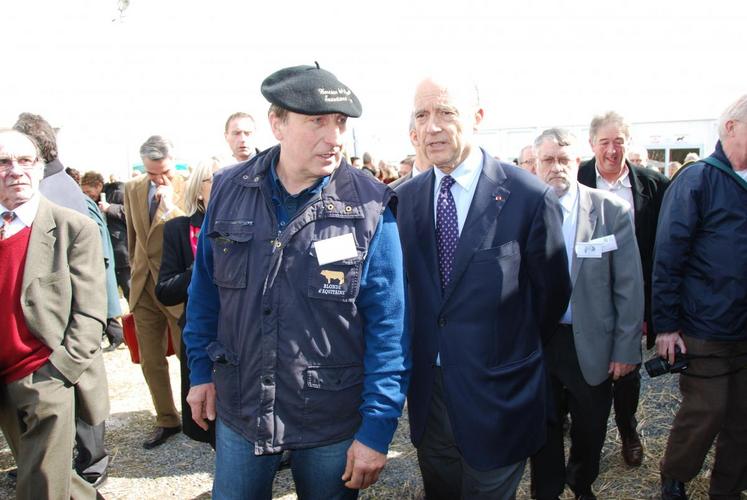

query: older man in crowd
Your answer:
[396,75,571,499]
[517,144,538,174]
[0,129,108,499]
[530,128,643,500]
[577,111,669,467]
[124,135,186,449]
[653,95,747,500]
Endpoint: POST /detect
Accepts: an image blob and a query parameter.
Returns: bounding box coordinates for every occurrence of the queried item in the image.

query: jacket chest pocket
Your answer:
[209,221,254,289]
[306,245,364,302]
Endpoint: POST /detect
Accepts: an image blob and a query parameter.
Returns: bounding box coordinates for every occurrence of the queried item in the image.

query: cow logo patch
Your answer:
[318,269,346,296]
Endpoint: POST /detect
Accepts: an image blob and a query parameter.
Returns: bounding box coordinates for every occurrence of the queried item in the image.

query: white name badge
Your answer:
[313,233,358,266]
[575,234,618,259]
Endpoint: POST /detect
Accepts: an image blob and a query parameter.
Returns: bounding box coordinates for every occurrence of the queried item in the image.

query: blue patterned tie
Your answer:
[436,175,458,290]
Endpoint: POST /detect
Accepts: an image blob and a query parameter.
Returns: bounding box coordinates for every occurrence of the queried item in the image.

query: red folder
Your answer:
[122,312,176,364]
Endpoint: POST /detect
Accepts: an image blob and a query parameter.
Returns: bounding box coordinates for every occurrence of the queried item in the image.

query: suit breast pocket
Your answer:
[209,221,254,289]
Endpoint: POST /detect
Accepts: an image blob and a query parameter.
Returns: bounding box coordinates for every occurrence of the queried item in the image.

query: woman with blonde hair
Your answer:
[156,156,222,447]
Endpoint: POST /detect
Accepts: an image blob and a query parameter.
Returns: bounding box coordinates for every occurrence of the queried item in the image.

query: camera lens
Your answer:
[644,356,671,378]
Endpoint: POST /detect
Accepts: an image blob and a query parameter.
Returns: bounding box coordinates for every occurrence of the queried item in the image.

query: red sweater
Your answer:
[0,226,52,383]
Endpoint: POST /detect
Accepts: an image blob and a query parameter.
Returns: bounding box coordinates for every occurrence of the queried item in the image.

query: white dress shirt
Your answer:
[0,194,40,239]
[558,182,579,325]
[432,147,483,234]
[595,164,634,223]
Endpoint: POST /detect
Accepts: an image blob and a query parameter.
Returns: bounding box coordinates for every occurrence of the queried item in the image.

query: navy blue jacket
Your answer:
[396,150,571,470]
[183,146,409,454]
[653,142,747,341]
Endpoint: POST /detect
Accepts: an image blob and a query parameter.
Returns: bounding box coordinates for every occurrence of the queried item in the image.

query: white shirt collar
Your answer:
[1,193,41,227]
[595,163,631,188]
[433,146,483,191]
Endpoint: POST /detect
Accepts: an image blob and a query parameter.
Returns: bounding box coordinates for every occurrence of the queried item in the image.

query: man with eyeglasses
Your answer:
[0,129,109,499]
[530,128,643,500]
[517,144,538,174]
[577,111,670,468]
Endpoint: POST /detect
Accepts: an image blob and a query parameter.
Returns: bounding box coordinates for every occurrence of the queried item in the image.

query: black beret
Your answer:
[261,63,362,118]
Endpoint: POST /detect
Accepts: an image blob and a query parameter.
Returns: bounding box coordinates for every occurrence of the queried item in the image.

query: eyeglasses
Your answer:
[0,156,39,173]
[540,156,574,167]
[520,159,537,166]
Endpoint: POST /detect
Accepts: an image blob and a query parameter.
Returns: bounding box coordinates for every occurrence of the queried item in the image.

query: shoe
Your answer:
[80,469,108,489]
[621,431,643,466]
[103,339,123,352]
[660,473,687,500]
[6,468,16,482]
[142,425,181,449]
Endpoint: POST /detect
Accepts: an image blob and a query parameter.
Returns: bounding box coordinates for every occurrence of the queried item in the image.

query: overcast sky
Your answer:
[3,0,746,177]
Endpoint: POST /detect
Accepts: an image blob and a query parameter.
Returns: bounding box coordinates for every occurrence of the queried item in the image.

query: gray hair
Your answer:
[0,128,42,160]
[184,156,222,215]
[534,127,578,151]
[518,145,535,163]
[589,111,630,143]
[139,135,174,161]
[718,94,747,140]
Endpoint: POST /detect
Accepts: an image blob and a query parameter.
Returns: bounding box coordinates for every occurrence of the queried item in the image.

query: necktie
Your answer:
[149,193,159,222]
[436,175,458,290]
[0,211,16,240]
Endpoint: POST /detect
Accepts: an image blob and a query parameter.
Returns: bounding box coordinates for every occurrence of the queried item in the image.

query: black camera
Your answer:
[644,346,689,378]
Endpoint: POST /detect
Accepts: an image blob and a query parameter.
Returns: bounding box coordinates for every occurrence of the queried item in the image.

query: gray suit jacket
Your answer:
[568,184,644,385]
[20,197,110,425]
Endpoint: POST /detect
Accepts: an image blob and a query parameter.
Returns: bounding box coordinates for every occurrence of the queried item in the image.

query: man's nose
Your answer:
[323,125,342,145]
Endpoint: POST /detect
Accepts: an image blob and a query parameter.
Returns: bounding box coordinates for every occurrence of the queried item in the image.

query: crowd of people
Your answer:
[0,63,745,500]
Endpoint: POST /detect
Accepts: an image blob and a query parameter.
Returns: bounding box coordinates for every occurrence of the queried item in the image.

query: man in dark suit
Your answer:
[0,129,109,499]
[396,76,571,499]
[577,111,669,467]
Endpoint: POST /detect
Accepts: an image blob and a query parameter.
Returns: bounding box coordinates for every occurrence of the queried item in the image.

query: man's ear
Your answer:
[269,112,285,142]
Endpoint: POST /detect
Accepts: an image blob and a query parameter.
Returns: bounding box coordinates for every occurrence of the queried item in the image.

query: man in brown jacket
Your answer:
[124,135,186,448]
[0,128,109,499]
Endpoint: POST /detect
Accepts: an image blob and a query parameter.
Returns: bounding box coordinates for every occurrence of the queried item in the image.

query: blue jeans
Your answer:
[213,418,359,500]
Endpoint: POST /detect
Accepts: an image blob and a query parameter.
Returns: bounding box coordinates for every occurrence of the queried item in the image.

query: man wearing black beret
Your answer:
[183,64,409,499]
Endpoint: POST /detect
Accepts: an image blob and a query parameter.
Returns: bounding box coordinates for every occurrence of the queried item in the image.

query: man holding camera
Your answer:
[653,95,747,500]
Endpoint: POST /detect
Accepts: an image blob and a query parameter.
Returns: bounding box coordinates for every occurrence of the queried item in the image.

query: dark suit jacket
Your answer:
[103,182,129,270]
[396,150,571,470]
[577,159,669,347]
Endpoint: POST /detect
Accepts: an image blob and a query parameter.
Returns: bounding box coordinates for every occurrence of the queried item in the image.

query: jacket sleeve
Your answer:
[155,219,193,307]
[52,218,108,384]
[609,201,644,364]
[528,188,572,345]
[183,210,220,386]
[353,208,410,454]
[652,171,701,334]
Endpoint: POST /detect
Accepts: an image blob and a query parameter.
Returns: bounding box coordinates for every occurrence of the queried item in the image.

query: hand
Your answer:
[341,440,387,490]
[656,331,686,365]
[155,180,175,212]
[98,199,111,213]
[186,383,216,430]
[608,361,636,380]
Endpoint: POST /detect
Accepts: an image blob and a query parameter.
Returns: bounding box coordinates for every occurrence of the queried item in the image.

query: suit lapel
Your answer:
[442,153,509,304]
[410,170,441,293]
[627,163,650,222]
[572,186,597,286]
[22,198,56,292]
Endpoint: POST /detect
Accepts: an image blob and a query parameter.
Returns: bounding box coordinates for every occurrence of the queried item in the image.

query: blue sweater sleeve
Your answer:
[353,207,410,454]
[183,214,220,386]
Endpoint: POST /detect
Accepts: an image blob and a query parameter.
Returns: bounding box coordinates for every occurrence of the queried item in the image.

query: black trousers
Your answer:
[417,368,525,500]
[531,325,612,499]
[74,419,109,482]
[612,365,640,439]
[115,266,131,304]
